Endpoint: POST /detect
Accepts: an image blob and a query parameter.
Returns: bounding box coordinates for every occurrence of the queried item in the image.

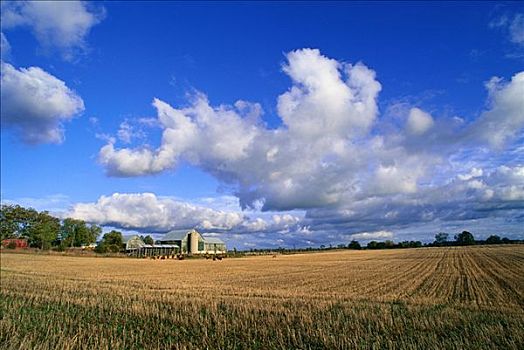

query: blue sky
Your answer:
[1,1,523,249]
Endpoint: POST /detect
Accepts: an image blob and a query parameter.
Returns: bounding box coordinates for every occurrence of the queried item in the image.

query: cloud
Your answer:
[406,107,434,135]
[95,49,524,242]
[0,32,10,58]
[1,1,104,60]
[67,193,302,234]
[277,49,381,138]
[117,119,146,144]
[1,61,84,144]
[99,49,386,210]
[469,72,524,148]
[509,14,524,45]
[350,230,393,241]
[490,12,524,46]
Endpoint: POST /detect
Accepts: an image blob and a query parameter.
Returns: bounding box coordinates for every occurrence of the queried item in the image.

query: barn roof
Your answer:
[122,235,143,244]
[160,229,191,241]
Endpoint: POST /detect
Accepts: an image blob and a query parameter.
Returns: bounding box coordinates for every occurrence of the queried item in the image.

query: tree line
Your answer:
[348,231,519,250]
[1,204,158,253]
[1,204,101,250]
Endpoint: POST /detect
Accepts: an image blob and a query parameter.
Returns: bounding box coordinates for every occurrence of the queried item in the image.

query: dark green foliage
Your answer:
[61,218,99,247]
[455,231,475,246]
[31,212,60,249]
[0,205,59,249]
[348,240,361,250]
[434,232,449,246]
[95,230,124,254]
[486,235,502,245]
[142,235,154,245]
[103,230,123,246]
[1,204,103,250]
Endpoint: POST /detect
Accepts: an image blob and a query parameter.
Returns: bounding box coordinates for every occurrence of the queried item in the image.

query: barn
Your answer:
[123,235,179,257]
[157,229,226,255]
[1,238,29,249]
[123,235,146,251]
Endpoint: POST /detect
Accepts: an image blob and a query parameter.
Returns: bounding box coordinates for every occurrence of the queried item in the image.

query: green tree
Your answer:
[434,232,449,246]
[348,240,361,250]
[486,235,501,245]
[95,230,124,254]
[455,231,475,246]
[31,211,60,250]
[384,240,396,248]
[143,235,154,245]
[103,230,123,246]
[61,219,98,247]
[367,241,378,249]
[0,204,38,240]
[1,205,60,249]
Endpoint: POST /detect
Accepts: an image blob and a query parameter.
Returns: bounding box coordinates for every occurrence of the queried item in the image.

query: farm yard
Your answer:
[1,245,523,349]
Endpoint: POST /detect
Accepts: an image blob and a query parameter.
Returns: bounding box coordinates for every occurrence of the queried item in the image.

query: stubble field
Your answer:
[1,245,523,349]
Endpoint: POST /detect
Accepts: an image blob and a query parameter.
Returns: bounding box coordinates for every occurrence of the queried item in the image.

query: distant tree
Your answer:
[384,240,395,248]
[486,235,502,245]
[0,205,60,249]
[348,240,361,250]
[89,225,102,242]
[337,244,346,249]
[367,241,378,249]
[0,204,38,240]
[143,235,154,245]
[501,237,511,244]
[320,245,325,250]
[61,219,98,247]
[455,231,475,246]
[103,230,123,246]
[31,211,60,250]
[399,241,423,248]
[434,232,449,246]
[95,230,123,253]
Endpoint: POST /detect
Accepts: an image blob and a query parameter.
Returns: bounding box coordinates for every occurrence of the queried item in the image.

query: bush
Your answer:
[52,244,66,252]
[108,244,121,253]
[6,241,17,249]
[486,235,501,245]
[94,244,108,254]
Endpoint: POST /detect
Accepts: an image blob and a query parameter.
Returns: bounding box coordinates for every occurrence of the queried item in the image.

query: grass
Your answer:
[1,245,523,349]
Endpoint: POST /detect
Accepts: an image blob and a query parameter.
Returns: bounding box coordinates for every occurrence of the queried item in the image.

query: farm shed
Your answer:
[203,237,227,254]
[123,235,179,257]
[123,235,146,251]
[158,229,226,255]
[1,238,29,249]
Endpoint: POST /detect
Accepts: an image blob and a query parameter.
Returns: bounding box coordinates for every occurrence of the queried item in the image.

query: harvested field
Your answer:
[1,245,523,349]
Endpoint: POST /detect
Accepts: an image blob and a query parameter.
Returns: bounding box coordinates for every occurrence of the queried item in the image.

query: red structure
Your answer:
[1,239,29,249]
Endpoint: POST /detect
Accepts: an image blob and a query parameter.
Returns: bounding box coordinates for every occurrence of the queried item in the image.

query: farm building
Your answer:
[157,229,226,255]
[1,238,29,249]
[123,235,147,251]
[123,235,179,257]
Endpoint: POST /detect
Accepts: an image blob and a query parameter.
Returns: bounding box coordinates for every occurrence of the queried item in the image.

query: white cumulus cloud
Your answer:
[95,49,524,240]
[406,107,434,135]
[469,72,524,148]
[67,193,303,234]
[350,230,393,240]
[1,61,84,144]
[1,0,104,60]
